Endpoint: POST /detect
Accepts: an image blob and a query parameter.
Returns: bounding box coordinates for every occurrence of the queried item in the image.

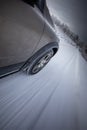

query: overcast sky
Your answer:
[47,0,87,43]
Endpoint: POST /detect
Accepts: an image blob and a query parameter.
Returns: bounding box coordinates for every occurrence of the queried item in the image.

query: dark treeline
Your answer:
[51,14,87,61]
[51,15,86,47]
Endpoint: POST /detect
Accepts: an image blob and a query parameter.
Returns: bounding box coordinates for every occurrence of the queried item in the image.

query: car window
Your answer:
[23,0,45,13]
[23,0,36,7]
[35,0,46,13]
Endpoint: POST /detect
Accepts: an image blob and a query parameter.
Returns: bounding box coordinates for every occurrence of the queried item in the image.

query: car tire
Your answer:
[26,49,54,75]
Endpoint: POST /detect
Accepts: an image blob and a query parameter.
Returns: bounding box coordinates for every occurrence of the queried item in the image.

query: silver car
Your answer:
[0,0,59,78]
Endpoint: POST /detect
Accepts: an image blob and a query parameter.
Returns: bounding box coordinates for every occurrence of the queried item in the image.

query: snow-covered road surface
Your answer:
[0,29,87,130]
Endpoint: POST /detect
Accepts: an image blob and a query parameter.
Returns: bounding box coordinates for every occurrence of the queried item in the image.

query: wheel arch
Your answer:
[21,42,59,71]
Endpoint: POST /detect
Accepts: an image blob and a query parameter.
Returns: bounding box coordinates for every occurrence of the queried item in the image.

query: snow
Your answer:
[0,27,87,130]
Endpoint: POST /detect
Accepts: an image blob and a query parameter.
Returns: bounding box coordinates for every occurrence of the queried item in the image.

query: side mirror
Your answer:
[23,0,36,7]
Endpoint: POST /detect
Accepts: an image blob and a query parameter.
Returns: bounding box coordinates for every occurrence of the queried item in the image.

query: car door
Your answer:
[34,0,58,53]
[0,0,44,68]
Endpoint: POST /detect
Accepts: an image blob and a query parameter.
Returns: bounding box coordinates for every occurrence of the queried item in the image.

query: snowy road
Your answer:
[0,29,87,130]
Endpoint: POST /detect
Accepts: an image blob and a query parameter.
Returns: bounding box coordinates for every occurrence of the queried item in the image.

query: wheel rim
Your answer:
[31,51,53,74]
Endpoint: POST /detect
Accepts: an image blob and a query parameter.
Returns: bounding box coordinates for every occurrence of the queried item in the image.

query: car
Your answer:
[0,0,59,78]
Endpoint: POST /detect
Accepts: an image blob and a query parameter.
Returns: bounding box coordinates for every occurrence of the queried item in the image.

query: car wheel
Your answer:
[26,49,54,75]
